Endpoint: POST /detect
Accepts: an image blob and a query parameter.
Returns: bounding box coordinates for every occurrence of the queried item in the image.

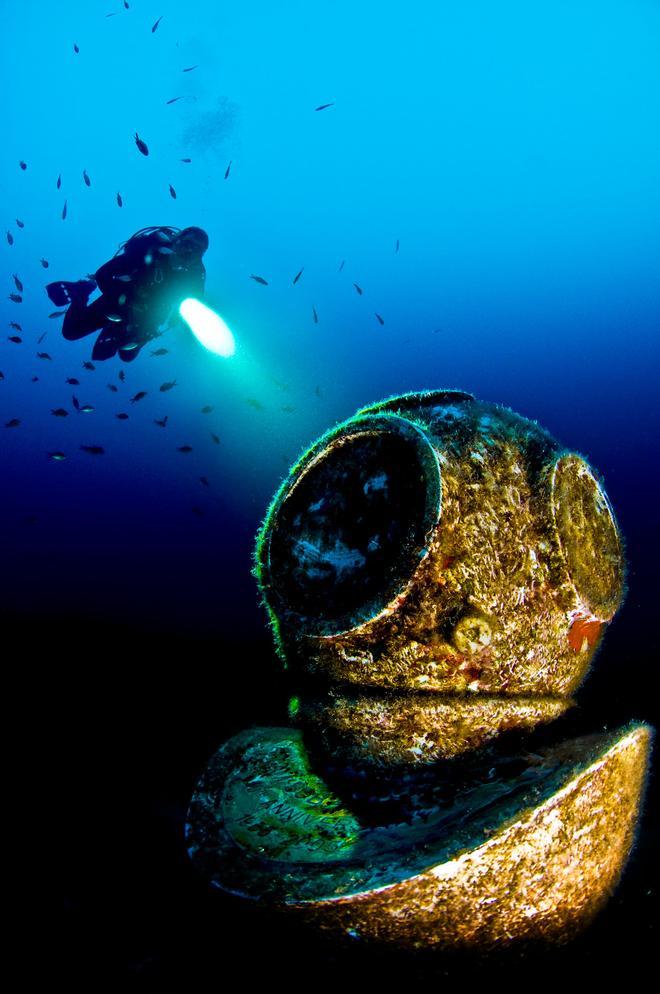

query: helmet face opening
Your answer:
[176,227,209,257]
[265,419,442,635]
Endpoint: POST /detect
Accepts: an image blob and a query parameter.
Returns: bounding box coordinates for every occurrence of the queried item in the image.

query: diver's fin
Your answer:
[46,279,96,306]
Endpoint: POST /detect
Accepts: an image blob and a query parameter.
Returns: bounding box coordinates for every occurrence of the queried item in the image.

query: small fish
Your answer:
[201,405,213,414]
[80,445,105,455]
[246,397,264,410]
[107,384,118,393]
[315,102,334,111]
[154,416,168,427]
[210,432,220,444]
[73,43,79,54]
[183,65,198,72]
[169,184,177,199]
[181,157,192,163]
[152,15,163,33]
[6,231,14,245]
[83,169,91,186]
[0,371,3,380]
[118,370,125,381]
[72,395,80,410]
[338,259,345,272]
[31,376,39,382]
[130,391,147,403]
[375,313,384,325]
[116,413,129,420]
[160,380,177,392]
[250,274,268,285]
[134,132,149,156]
[150,347,168,356]
[116,191,123,207]
[13,275,23,292]
[9,293,22,303]
[38,332,47,344]
[82,361,96,371]
[199,476,210,487]
[224,161,231,179]
[124,0,129,8]
[51,408,68,417]
[16,219,24,228]
[353,283,363,295]
[62,200,68,220]
[292,267,304,285]
[37,352,52,360]
[56,174,61,189]
[5,418,20,428]
[48,452,66,461]
[80,404,95,413]
[395,239,400,254]
[177,445,193,453]
[312,306,318,324]
[19,160,27,170]
[66,378,80,385]
[49,310,66,318]
[166,97,184,105]
[40,258,49,268]
[8,336,22,343]
[9,322,21,331]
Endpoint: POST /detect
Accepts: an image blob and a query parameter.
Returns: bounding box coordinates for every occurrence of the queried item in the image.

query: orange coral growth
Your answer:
[568,615,604,653]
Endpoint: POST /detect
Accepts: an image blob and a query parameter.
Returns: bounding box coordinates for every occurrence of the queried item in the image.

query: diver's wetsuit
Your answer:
[60,228,206,362]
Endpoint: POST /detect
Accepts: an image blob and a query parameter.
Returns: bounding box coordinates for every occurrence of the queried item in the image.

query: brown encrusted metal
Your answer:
[295,691,571,765]
[256,392,625,696]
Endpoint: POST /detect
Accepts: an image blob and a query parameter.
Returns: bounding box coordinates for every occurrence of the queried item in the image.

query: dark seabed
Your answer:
[2,0,658,984]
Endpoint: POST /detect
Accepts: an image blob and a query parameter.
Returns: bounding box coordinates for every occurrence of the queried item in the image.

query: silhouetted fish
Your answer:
[353,283,363,295]
[201,405,213,413]
[80,445,104,455]
[315,102,334,111]
[181,158,192,163]
[9,322,21,331]
[37,352,52,360]
[57,174,61,189]
[151,15,163,33]
[16,219,24,228]
[154,416,168,427]
[210,432,220,444]
[49,311,66,318]
[117,191,123,207]
[66,377,80,385]
[118,369,125,381]
[177,445,193,453]
[6,231,14,245]
[38,331,47,343]
[19,160,27,170]
[5,419,20,428]
[12,275,23,292]
[312,306,318,324]
[116,413,129,420]
[166,97,183,105]
[169,184,177,199]
[130,391,147,403]
[83,169,91,186]
[250,274,268,285]
[224,161,232,179]
[62,200,68,220]
[107,384,118,392]
[51,408,68,417]
[8,336,22,343]
[73,43,79,54]
[40,258,49,268]
[82,361,95,370]
[160,380,177,392]
[9,293,22,303]
[293,267,304,285]
[72,395,80,410]
[151,348,168,356]
[375,313,384,325]
[183,65,198,72]
[134,132,149,156]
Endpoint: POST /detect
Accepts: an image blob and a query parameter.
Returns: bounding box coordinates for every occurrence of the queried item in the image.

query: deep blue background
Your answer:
[3,0,657,983]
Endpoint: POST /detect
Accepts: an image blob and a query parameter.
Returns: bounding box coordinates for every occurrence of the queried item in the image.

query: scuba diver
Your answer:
[46,225,209,362]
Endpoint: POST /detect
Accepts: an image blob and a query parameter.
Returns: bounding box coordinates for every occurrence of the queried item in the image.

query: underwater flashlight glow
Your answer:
[179,298,236,357]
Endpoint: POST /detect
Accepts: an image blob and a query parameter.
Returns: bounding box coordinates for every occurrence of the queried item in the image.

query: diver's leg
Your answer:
[92,325,120,361]
[62,294,109,342]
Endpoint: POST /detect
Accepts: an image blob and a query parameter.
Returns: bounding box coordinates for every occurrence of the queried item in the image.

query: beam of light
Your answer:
[179,298,236,357]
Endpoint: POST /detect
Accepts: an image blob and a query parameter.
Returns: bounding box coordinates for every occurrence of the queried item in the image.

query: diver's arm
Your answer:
[94,255,131,294]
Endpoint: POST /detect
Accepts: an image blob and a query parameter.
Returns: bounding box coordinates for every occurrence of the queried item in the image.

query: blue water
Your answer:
[2,0,659,640]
